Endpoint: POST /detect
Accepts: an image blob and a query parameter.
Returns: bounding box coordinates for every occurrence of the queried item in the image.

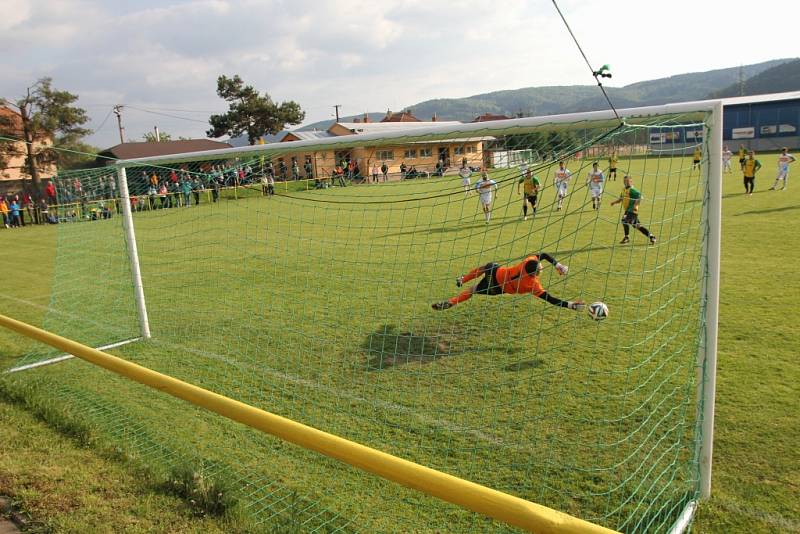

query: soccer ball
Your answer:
[587,302,609,321]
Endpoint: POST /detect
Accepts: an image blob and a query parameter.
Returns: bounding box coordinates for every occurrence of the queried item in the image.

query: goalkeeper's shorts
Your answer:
[474,263,503,296]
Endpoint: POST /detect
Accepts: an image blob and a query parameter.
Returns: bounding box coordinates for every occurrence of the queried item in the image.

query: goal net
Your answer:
[3,103,720,533]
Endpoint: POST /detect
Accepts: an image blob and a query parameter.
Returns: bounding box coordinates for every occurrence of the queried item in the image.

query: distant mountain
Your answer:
[299,58,797,131]
[710,59,800,98]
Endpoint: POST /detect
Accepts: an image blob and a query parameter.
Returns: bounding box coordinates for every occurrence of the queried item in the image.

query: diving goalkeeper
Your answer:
[432,253,584,311]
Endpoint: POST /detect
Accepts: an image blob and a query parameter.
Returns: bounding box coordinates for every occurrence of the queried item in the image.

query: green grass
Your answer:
[0,153,797,533]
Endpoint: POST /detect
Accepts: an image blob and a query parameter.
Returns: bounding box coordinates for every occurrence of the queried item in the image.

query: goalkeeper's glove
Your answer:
[456,276,464,287]
[555,262,569,276]
[568,300,585,311]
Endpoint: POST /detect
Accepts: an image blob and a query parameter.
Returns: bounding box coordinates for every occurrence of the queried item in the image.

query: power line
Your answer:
[551,0,620,122]
[124,105,209,124]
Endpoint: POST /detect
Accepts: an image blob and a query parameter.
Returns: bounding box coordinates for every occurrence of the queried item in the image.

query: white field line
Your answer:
[5,338,142,374]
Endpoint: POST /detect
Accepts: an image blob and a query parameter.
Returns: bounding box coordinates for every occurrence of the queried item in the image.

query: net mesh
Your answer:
[2,112,714,533]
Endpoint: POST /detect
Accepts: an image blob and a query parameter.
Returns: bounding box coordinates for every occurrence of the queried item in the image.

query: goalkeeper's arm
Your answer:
[538,252,568,275]
[537,291,583,310]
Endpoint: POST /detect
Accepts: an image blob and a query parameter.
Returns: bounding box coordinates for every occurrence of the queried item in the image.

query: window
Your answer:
[404,149,417,159]
[378,150,394,160]
[419,147,432,158]
[466,145,477,154]
[453,146,465,155]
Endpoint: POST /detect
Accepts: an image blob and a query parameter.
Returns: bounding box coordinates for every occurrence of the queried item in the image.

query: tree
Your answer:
[0,78,91,192]
[142,131,173,143]
[207,75,305,145]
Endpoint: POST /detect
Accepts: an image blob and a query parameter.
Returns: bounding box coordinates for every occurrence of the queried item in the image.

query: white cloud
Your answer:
[1,0,797,147]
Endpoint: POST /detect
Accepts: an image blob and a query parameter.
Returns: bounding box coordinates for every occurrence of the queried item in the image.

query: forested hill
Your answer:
[710,59,800,98]
[299,58,796,130]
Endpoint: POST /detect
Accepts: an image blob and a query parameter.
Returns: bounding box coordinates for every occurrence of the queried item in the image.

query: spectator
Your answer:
[267,172,275,196]
[148,184,158,210]
[159,182,169,208]
[292,160,300,180]
[23,192,35,224]
[45,181,57,205]
[37,198,49,224]
[400,162,407,179]
[192,177,202,205]
[0,196,8,228]
[278,160,287,181]
[181,176,193,206]
[381,161,389,182]
[150,172,159,188]
[334,164,346,187]
[304,160,313,180]
[9,198,22,227]
[261,172,269,196]
[372,162,379,183]
[347,159,355,180]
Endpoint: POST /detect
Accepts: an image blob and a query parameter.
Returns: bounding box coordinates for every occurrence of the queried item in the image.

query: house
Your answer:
[472,113,512,122]
[96,139,233,165]
[269,115,492,180]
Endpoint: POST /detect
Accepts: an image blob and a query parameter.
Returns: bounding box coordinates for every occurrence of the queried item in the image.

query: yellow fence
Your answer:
[0,313,618,534]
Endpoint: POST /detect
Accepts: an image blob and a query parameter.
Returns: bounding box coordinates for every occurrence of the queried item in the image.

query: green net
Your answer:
[2,110,715,532]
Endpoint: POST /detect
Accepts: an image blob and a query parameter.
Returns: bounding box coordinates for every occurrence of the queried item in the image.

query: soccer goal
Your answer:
[3,100,721,533]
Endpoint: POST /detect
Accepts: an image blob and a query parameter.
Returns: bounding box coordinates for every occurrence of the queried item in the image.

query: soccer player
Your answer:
[431,253,584,311]
[610,175,657,245]
[722,145,733,173]
[459,161,473,196]
[517,169,540,220]
[738,144,747,170]
[608,153,618,180]
[692,147,702,170]
[475,172,497,223]
[586,161,605,210]
[553,161,572,211]
[769,147,796,191]
[742,150,761,195]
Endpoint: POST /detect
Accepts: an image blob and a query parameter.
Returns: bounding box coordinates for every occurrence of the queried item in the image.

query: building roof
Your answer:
[331,121,462,135]
[97,139,233,162]
[280,130,334,142]
[472,113,513,122]
[381,110,421,122]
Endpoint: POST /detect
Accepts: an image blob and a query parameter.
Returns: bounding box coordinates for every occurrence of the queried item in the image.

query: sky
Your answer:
[1,0,798,148]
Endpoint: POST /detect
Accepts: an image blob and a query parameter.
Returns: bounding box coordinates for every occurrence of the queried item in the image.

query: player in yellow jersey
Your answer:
[517,169,540,220]
[608,153,618,180]
[738,144,747,170]
[692,147,702,170]
[610,175,656,245]
[742,151,761,195]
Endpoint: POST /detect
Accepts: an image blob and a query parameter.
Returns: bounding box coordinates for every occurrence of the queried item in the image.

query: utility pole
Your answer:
[738,65,745,97]
[113,105,125,144]
[333,104,341,122]
[154,126,161,142]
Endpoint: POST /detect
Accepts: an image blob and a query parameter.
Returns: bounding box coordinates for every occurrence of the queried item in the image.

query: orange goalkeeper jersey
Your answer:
[496,256,545,296]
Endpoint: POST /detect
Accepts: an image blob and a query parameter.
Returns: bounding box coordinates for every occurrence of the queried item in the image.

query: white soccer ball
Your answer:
[587,302,609,321]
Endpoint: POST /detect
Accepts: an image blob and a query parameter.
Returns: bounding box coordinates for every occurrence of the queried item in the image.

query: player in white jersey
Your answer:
[474,172,498,223]
[586,161,605,210]
[553,161,572,210]
[722,145,733,173]
[769,147,796,191]
[458,162,472,196]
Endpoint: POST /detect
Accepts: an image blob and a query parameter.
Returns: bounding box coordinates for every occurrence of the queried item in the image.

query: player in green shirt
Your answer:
[610,175,657,245]
[517,169,540,220]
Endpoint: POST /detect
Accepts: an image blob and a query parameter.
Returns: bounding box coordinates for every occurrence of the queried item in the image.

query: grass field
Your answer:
[1,152,798,533]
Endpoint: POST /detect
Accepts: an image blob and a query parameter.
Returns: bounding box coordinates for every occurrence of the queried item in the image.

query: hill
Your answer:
[710,58,800,98]
[299,58,796,131]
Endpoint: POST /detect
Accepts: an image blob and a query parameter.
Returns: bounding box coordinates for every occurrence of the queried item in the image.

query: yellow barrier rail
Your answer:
[0,313,618,534]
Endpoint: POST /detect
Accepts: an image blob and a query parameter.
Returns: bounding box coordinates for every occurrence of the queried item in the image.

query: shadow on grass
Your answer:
[363,324,456,370]
[734,204,800,216]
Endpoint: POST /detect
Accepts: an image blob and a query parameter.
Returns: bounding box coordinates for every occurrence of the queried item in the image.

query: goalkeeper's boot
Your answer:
[432,301,453,311]
[649,235,657,245]
[619,236,630,244]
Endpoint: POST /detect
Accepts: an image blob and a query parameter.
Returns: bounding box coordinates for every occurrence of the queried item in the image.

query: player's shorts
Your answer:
[693,159,701,164]
[474,263,503,296]
[479,195,493,206]
[609,167,617,173]
[462,179,471,186]
[777,168,788,179]
[525,194,537,204]
[589,187,603,198]
[622,212,640,226]
[556,182,568,196]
